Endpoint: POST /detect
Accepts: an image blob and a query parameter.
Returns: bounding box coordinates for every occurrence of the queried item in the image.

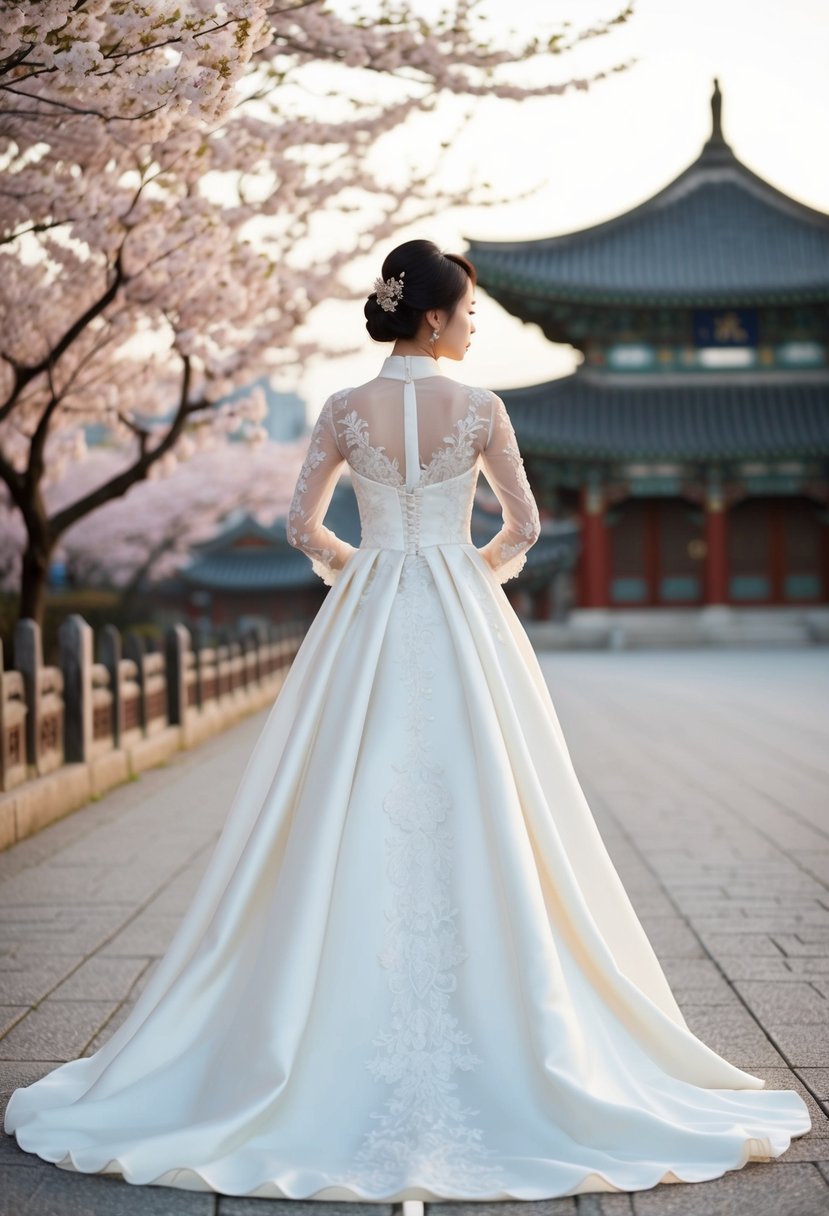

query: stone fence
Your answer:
[0,614,308,851]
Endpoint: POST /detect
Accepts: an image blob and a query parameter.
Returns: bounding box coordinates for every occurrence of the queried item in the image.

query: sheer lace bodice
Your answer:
[287,354,541,585]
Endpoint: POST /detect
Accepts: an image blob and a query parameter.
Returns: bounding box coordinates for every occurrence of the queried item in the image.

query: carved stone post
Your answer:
[99,624,123,746]
[59,614,93,763]
[165,624,191,726]
[13,618,42,771]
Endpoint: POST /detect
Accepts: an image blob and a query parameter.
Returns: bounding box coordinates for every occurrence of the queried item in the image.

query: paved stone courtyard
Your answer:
[0,648,827,1215]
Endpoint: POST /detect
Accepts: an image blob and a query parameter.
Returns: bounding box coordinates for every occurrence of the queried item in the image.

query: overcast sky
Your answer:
[279,0,829,417]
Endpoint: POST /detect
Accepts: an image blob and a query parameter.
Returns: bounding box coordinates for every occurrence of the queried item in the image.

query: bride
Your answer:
[4,238,811,1202]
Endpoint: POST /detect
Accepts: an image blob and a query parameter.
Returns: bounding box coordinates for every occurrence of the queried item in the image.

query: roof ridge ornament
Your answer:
[710,77,724,143]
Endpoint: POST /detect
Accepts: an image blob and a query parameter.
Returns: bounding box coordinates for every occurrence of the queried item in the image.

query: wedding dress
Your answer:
[4,353,812,1201]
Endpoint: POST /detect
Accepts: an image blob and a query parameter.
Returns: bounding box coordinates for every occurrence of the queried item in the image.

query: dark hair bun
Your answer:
[364,295,421,343]
[364,238,477,344]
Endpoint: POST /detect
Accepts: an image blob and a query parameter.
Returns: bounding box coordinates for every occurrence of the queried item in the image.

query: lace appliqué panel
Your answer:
[483,396,541,584]
[286,391,355,586]
[419,389,491,486]
[332,387,490,489]
[337,406,403,487]
[351,554,505,1194]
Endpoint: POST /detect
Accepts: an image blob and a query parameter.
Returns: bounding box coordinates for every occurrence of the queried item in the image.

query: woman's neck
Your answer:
[390,341,438,359]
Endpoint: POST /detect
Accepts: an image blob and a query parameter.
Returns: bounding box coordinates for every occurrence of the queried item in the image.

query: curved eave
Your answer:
[500,373,829,463]
[481,275,829,310]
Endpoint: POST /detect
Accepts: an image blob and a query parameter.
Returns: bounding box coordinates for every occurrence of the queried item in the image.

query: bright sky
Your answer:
[281,0,829,418]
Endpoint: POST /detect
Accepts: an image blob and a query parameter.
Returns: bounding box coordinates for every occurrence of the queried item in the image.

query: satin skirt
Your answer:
[4,544,812,1199]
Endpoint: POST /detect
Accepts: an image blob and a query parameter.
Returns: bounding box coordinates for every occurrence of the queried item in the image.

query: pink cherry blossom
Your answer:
[0,0,634,623]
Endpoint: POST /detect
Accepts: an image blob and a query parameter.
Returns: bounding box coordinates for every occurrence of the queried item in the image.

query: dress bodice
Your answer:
[352,463,479,553]
[286,354,541,585]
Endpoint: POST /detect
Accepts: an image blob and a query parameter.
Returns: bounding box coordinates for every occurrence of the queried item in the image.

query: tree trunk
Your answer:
[19,539,52,627]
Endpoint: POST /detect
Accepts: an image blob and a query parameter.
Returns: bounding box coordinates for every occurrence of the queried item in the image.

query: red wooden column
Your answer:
[579,474,609,608]
[704,474,728,604]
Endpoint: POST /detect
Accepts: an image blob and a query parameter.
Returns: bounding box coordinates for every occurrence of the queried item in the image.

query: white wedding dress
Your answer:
[4,354,812,1201]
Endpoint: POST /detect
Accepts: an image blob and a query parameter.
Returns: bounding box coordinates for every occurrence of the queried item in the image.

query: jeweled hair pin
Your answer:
[373,269,405,312]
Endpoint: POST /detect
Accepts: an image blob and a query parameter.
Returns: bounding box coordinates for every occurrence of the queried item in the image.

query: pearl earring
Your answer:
[430,329,440,343]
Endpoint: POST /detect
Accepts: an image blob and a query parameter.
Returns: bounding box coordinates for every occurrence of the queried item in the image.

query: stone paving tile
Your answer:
[0,1165,217,1212]
[0,953,78,1005]
[732,980,829,1024]
[657,958,728,985]
[634,920,706,959]
[678,1006,784,1068]
[692,931,789,959]
[0,906,128,957]
[0,863,168,908]
[219,1203,392,1216]
[765,1024,829,1068]
[430,1204,577,1216]
[144,866,209,917]
[798,1069,829,1101]
[670,985,741,1008]
[717,955,829,981]
[0,1000,119,1061]
[684,913,829,935]
[0,1007,27,1037]
[774,1138,829,1163]
[575,1197,633,1216]
[627,1162,828,1215]
[0,1121,39,1169]
[772,933,829,958]
[794,852,829,885]
[49,955,151,1003]
[0,1060,53,1098]
[83,998,136,1056]
[674,898,828,917]
[759,1067,829,1135]
[98,913,185,957]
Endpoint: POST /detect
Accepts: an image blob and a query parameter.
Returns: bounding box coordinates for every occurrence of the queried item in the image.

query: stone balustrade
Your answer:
[0,614,307,849]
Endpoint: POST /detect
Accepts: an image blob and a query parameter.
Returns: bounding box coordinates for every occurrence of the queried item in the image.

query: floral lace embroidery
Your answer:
[491,397,540,580]
[332,387,490,489]
[464,554,507,644]
[338,406,404,487]
[286,397,338,582]
[420,388,491,486]
[350,553,505,1194]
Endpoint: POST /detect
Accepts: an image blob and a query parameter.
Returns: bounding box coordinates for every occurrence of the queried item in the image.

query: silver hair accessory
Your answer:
[373,269,405,312]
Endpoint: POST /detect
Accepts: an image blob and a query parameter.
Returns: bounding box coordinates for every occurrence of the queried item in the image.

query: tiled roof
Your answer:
[181,549,316,590]
[466,137,829,305]
[500,372,829,461]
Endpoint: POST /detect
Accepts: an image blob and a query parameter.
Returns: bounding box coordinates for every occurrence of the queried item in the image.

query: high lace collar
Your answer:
[379,353,441,380]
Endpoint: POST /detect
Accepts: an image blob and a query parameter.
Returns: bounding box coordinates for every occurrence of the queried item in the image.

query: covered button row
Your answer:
[398,484,424,553]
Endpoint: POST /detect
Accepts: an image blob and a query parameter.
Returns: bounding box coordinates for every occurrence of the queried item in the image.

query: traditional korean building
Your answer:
[466,80,829,612]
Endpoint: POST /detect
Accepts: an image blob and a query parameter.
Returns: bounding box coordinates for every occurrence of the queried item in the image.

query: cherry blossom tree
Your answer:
[63,437,307,603]
[0,0,635,624]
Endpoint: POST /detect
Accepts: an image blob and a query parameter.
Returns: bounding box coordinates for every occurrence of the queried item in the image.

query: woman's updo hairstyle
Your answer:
[365,238,477,343]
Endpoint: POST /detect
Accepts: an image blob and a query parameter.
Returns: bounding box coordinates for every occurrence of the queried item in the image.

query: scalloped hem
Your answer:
[310,557,337,587]
[310,546,359,587]
[490,547,528,584]
[9,1121,810,1203]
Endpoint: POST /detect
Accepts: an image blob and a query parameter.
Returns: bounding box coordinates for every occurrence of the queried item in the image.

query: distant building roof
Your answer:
[501,370,829,461]
[466,81,829,308]
[180,549,314,591]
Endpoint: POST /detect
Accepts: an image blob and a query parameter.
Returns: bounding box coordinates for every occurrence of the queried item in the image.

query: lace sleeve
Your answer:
[477,392,541,584]
[286,395,357,587]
